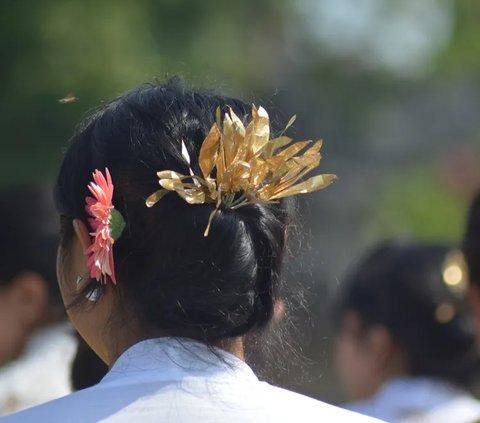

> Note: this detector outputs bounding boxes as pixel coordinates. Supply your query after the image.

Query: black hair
[463,191,480,285]
[54,78,295,345]
[0,184,62,307]
[335,239,479,387]
[71,334,108,391]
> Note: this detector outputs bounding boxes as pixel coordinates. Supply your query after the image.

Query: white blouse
[347,376,480,423]
[1,337,380,422]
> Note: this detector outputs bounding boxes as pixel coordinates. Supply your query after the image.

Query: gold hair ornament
[435,250,469,324]
[146,105,337,236]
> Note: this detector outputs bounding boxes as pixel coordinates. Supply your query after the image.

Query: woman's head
[0,184,62,364]
[334,240,476,400]
[54,80,294,364]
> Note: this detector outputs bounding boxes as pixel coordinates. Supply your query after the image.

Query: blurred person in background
[464,191,480,332]
[334,240,480,423]
[0,185,77,415]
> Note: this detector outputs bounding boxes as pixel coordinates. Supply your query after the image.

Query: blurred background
[1,0,480,404]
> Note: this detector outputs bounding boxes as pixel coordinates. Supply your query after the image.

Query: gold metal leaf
[146,104,336,236]
[228,160,251,191]
[247,106,270,156]
[178,189,206,204]
[157,170,186,180]
[219,108,247,171]
[283,114,296,134]
[145,189,170,207]
[270,174,337,200]
[263,136,293,158]
[199,124,221,178]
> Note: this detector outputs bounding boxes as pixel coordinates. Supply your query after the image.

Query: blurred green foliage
[370,165,467,242]
[440,0,480,73]
[0,0,293,184]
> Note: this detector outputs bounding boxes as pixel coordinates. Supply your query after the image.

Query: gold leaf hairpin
[434,250,469,324]
[146,105,337,236]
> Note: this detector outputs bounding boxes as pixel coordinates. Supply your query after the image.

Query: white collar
[98,337,258,389]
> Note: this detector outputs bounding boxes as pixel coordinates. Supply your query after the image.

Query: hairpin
[146,105,336,236]
[85,168,125,285]
[434,250,469,323]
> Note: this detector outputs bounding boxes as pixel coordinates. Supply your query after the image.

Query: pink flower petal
[84,167,120,285]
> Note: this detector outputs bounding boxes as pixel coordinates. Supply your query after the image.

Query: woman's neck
[216,337,245,360]
[105,324,245,367]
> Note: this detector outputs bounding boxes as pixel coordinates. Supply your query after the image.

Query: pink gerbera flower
[85,168,125,285]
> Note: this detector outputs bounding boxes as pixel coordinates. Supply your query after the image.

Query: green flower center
[109,208,126,241]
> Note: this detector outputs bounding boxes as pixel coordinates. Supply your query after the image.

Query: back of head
[54,79,294,345]
[0,184,61,309]
[336,239,477,386]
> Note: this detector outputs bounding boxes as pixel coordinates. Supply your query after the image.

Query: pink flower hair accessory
[85,168,125,285]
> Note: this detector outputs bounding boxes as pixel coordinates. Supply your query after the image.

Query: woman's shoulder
[0,384,112,423]
[258,382,384,422]
[0,382,384,423]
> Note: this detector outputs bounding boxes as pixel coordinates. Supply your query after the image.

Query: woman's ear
[73,219,91,252]
[68,219,92,292]
[366,324,409,378]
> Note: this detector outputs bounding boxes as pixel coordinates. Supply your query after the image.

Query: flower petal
[84,168,124,285]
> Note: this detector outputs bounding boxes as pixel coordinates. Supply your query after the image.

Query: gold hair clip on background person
[146,105,337,235]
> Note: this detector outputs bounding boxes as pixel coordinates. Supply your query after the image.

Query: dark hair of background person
[463,191,480,285]
[334,239,479,388]
[54,78,303,374]
[71,333,108,391]
[0,184,62,310]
